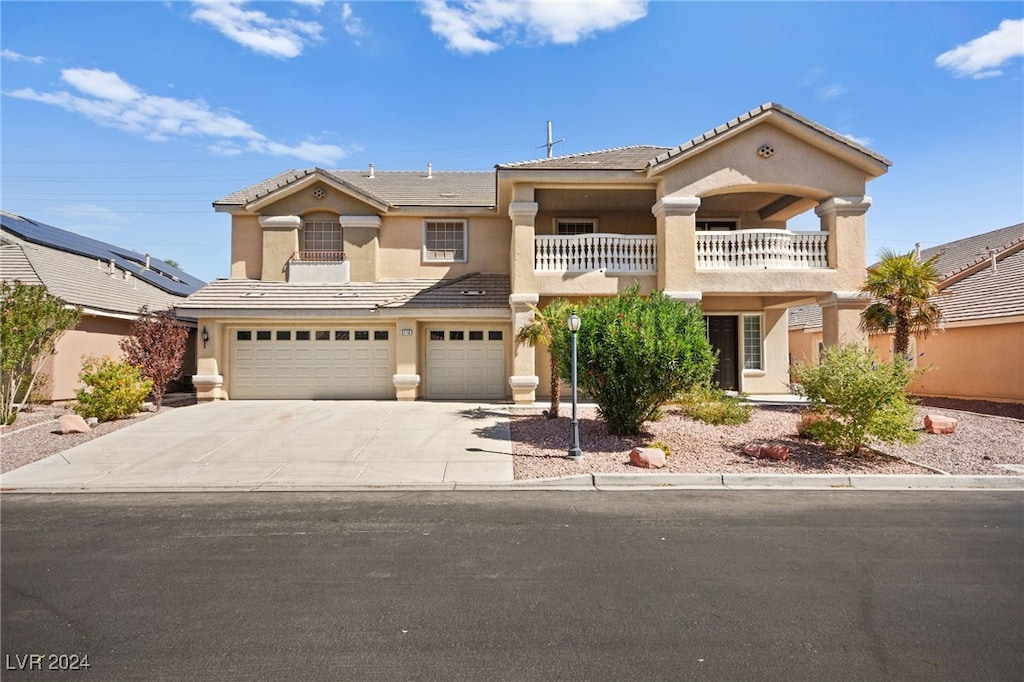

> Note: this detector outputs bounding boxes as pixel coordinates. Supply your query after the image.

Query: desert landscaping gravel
[510,403,1024,479]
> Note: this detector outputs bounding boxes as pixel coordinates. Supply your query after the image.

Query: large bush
[790,343,919,454]
[552,288,716,436]
[73,355,153,422]
[120,306,189,408]
[676,383,753,425]
[1,280,81,424]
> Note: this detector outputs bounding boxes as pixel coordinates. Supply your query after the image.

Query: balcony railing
[534,234,657,273]
[292,250,346,262]
[695,230,828,269]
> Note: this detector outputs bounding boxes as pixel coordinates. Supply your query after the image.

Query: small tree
[790,343,920,454]
[861,249,944,358]
[552,288,716,436]
[120,306,189,408]
[0,281,81,424]
[515,298,570,418]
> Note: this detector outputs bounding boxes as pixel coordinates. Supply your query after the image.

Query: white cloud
[817,83,846,100]
[843,133,873,147]
[419,0,647,55]
[2,49,46,64]
[936,18,1024,79]
[6,68,350,165]
[190,0,323,58]
[340,3,368,41]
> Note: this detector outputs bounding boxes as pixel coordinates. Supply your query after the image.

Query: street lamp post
[567,310,583,460]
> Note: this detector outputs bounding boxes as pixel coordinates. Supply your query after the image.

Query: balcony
[287,250,349,283]
[534,234,657,273]
[695,230,828,269]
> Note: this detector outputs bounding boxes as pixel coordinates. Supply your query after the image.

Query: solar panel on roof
[0,211,205,297]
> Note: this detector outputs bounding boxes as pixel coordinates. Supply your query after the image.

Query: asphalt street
[2,491,1021,681]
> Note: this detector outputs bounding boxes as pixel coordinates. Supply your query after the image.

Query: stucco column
[258,215,300,282]
[341,215,382,282]
[815,197,871,287]
[193,317,225,401]
[509,293,540,405]
[818,292,870,347]
[392,318,419,401]
[652,196,701,293]
[509,200,539,296]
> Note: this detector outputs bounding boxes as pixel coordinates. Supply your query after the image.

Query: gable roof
[1,211,205,317]
[496,145,672,171]
[214,168,496,210]
[789,222,1024,329]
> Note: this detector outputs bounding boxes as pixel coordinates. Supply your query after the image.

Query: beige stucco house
[0,211,205,401]
[180,103,891,403]
[790,223,1024,403]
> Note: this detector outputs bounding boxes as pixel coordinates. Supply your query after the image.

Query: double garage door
[230,325,508,400]
[231,326,393,399]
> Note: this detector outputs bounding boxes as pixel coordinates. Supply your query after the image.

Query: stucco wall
[534,211,656,236]
[378,215,510,279]
[41,315,131,401]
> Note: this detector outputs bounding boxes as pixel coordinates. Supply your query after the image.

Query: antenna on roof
[536,121,564,158]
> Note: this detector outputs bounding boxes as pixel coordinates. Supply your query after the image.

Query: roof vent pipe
[368,163,375,179]
[914,243,921,260]
[426,162,433,179]
[108,259,116,276]
[144,253,151,270]
[986,248,998,273]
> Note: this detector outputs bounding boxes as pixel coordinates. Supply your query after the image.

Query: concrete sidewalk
[1,401,515,491]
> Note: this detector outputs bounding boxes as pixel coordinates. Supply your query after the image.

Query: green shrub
[646,440,672,458]
[73,355,153,422]
[790,344,919,454]
[676,384,753,425]
[551,287,716,436]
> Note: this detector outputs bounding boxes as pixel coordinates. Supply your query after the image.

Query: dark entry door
[705,316,739,391]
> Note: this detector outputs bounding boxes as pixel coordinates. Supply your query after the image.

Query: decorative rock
[58,414,91,434]
[629,447,667,469]
[742,442,791,461]
[924,414,958,434]
[85,417,99,427]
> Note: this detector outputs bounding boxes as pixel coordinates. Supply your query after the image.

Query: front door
[705,316,739,391]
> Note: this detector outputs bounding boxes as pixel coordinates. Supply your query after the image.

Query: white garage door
[426,327,507,400]
[231,327,393,399]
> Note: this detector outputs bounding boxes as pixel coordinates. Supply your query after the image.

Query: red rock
[58,414,91,434]
[629,447,666,469]
[742,442,790,461]
[924,414,958,434]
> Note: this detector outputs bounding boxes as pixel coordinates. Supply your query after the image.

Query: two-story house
[178,103,890,403]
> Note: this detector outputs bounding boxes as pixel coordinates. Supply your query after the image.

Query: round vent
[312,187,326,199]
[757,144,775,159]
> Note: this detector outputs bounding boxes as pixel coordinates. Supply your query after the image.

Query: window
[354,331,369,341]
[449,331,465,341]
[315,331,330,341]
[256,331,271,341]
[335,330,350,341]
[374,331,389,341]
[555,219,596,236]
[276,330,291,341]
[488,331,503,341]
[429,330,445,341]
[743,315,762,370]
[302,221,343,259]
[696,219,738,231]
[296,331,311,341]
[424,220,467,262]
[236,331,252,341]
[469,331,484,341]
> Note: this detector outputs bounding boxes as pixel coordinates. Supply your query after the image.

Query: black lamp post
[567,310,583,460]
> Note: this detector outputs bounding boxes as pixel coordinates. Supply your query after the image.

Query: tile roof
[179,274,511,313]
[495,146,672,171]
[789,222,1024,329]
[0,210,205,297]
[0,240,43,286]
[1,231,193,316]
[214,168,496,209]
[650,102,892,170]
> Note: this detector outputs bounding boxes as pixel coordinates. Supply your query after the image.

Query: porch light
[201,326,209,348]
[567,311,583,461]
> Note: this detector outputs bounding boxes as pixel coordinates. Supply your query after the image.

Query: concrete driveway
[1,401,514,491]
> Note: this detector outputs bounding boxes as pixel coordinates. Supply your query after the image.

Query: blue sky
[2,1,1022,283]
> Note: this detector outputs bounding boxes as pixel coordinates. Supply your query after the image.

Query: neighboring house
[789,223,1024,402]
[0,211,206,401]
[179,102,891,403]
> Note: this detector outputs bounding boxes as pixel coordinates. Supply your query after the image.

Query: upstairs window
[555,219,596,236]
[696,219,739,231]
[424,220,467,262]
[302,221,343,261]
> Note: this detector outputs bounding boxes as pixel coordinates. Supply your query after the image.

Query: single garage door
[231,326,393,399]
[425,327,506,400]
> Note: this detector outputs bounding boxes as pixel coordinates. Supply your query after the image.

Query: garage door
[425,327,506,400]
[231,327,393,399]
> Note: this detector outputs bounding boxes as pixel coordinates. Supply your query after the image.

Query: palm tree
[515,299,570,419]
[860,248,944,358]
